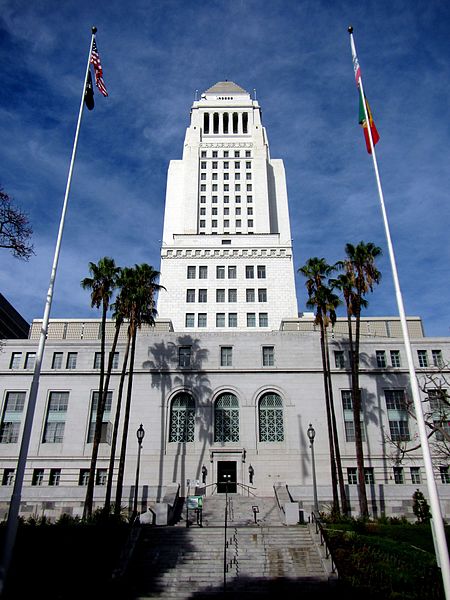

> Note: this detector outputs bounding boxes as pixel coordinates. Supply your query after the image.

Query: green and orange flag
[358,87,380,154]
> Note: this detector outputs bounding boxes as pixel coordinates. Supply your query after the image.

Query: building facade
[0,82,449,520]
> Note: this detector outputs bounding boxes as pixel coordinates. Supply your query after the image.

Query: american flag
[90,38,108,97]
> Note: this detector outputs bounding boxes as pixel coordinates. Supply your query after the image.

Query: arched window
[223,112,229,134]
[169,393,195,442]
[243,112,248,133]
[204,113,210,134]
[232,112,238,134]
[259,393,284,442]
[214,393,239,442]
[213,112,219,134]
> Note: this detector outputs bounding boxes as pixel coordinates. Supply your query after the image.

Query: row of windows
[200,160,252,170]
[186,265,266,279]
[334,349,444,369]
[186,288,267,303]
[1,468,108,487]
[199,219,253,229]
[178,345,274,368]
[199,185,252,195]
[185,313,269,328]
[199,207,253,215]
[200,171,253,185]
[201,150,252,158]
[203,112,249,135]
[9,351,120,371]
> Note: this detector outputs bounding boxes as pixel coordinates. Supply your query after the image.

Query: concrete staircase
[126,495,331,599]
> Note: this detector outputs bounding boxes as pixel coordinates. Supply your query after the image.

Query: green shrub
[412,489,431,523]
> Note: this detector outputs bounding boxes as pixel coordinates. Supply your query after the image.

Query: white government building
[0,81,449,520]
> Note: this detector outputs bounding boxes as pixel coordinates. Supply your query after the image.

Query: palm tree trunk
[83,303,108,519]
[319,320,340,515]
[324,328,349,515]
[114,324,137,517]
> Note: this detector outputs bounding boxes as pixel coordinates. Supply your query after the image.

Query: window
[258,289,267,302]
[246,150,251,157]
[10,353,22,370]
[199,266,208,279]
[66,352,77,369]
[214,393,239,442]
[212,220,217,228]
[342,390,365,442]
[198,289,207,303]
[259,313,268,327]
[212,208,218,215]
[216,313,225,327]
[234,151,240,157]
[248,219,254,228]
[234,161,240,169]
[385,389,406,410]
[51,352,63,370]
[221,347,233,367]
[224,184,229,191]
[0,420,21,445]
[235,207,241,215]
[200,161,206,169]
[25,352,36,370]
[246,161,251,169]
[432,350,444,368]
[79,469,89,486]
[440,466,450,484]
[418,350,428,368]
[257,265,266,279]
[200,208,206,216]
[334,351,345,369]
[262,346,274,367]
[435,421,450,442]
[0,390,25,444]
[247,313,256,327]
[216,266,225,279]
[223,173,228,181]
[235,195,241,203]
[376,351,386,368]
[236,220,241,228]
[223,196,229,203]
[427,389,448,412]
[228,266,236,279]
[247,207,253,215]
[223,208,229,215]
[390,350,401,367]
[42,392,68,443]
[179,347,191,367]
[246,265,254,279]
[228,289,237,303]
[234,173,240,181]
[187,266,196,279]
[87,391,112,444]
[223,161,229,169]
[364,467,374,484]
[235,184,241,191]
[201,151,206,157]
[347,468,357,485]
[224,151,229,158]
[198,313,207,327]
[246,172,252,180]
[96,469,107,486]
[200,173,206,181]
[212,151,218,158]
[212,184,218,191]
[199,220,205,228]
[185,313,195,327]
[200,196,206,203]
[94,352,119,369]
[393,467,404,484]
[389,420,410,442]
[247,184,252,191]
[32,469,44,486]
[186,289,195,303]
[224,220,229,228]
[200,184,206,191]
[49,469,61,486]
[228,313,237,328]
[216,289,225,303]
[212,161,218,169]
[259,393,284,442]
[169,393,195,442]
[247,195,253,203]
[410,467,421,484]
[246,289,255,303]
[2,469,14,486]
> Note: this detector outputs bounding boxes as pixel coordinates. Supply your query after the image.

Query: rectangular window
[32,469,44,486]
[212,151,218,158]
[435,421,450,442]
[200,196,206,203]
[223,173,228,180]
[9,353,22,370]
[87,391,112,444]
[245,150,251,157]
[223,161,229,169]
[199,220,205,228]
[248,219,254,228]
[0,391,24,443]
[235,207,241,215]
[96,468,107,486]
[234,161,240,169]
[228,313,237,328]
[199,265,208,279]
[393,467,404,484]
[236,220,242,228]
[49,468,61,486]
[247,184,252,191]
[198,289,207,303]
[247,207,253,215]
[228,266,236,279]
[342,390,365,442]
[258,289,267,302]
[200,184,206,191]
[179,347,191,367]
[185,313,195,327]
[212,161,218,169]
[201,151,206,157]
[0,422,20,444]
[186,289,195,303]
[364,467,375,484]
[224,196,229,204]
[257,265,266,279]
[376,351,386,368]
[187,266,196,279]
[440,466,450,484]
[212,184,218,191]
[2,469,14,486]
[246,172,252,180]
[212,220,217,228]
[246,265,254,279]
[79,469,89,486]
[410,467,421,484]
[347,468,357,485]
[212,195,218,203]
[112,352,120,370]
[235,195,241,203]
[198,313,207,327]
[247,195,253,203]
[66,352,77,369]
[228,289,237,303]
[389,420,410,441]
[246,161,251,169]
[418,350,428,368]
[262,346,274,367]
[234,151,240,157]
[224,151,229,158]
[334,351,345,369]
[390,350,401,367]
[200,172,206,181]
[259,313,268,327]
[43,392,68,444]
[235,184,241,191]
[212,208,218,215]
[48,392,69,412]
[25,352,36,370]
[432,350,444,368]
[216,289,225,302]
[200,207,206,216]
[221,347,232,367]
[246,289,255,302]
[216,313,225,327]
[52,352,63,369]
[216,266,225,279]
[385,389,406,410]
[224,220,230,228]
[234,173,240,181]
[247,313,256,327]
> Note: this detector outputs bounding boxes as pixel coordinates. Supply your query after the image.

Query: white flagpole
[348,26,450,597]
[0,26,98,593]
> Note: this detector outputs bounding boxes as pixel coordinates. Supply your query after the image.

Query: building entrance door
[217,461,237,493]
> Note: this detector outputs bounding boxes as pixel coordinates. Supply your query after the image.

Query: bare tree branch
[0,188,34,260]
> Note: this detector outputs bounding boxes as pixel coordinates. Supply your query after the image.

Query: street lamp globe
[137,423,145,444]
[307,423,316,443]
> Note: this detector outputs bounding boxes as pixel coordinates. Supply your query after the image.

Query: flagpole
[0,26,98,594]
[348,26,450,597]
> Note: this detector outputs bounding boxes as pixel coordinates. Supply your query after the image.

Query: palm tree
[299,258,348,515]
[114,264,164,516]
[338,241,382,517]
[81,257,120,520]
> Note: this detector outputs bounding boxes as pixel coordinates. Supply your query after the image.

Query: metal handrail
[311,511,337,574]
[236,482,257,497]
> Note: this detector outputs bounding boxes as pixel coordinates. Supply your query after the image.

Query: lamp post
[133,424,145,519]
[307,424,319,514]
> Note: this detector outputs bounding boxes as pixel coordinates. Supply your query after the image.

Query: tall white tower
[157,81,298,331]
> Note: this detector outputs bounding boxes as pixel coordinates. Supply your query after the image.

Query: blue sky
[1,0,449,336]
